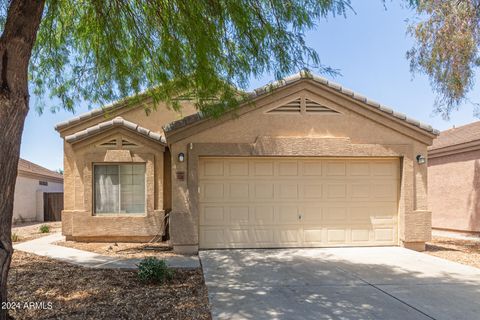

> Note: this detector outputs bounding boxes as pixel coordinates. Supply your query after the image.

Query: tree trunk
[0,1,45,319]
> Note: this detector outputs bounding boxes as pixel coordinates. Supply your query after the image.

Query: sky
[20,1,480,171]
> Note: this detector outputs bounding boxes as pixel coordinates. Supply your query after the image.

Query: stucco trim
[428,139,480,158]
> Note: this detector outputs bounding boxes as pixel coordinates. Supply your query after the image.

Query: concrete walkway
[14,233,199,269]
[201,247,480,320]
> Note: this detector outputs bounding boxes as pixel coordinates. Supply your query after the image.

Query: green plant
[137,257,174,284]
[39,224,50,234]
[11,233,20,243]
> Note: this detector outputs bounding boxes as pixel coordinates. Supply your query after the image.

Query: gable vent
[267,98,301,113]
[305,99,339,114]
[100,139,117,147]
[122,139,137,147]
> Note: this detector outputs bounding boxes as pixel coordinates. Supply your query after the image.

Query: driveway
[200,247,480,320]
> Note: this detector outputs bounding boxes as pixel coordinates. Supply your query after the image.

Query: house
[428,121,480,236]
[55,72,438,253]
[13,158,64,223]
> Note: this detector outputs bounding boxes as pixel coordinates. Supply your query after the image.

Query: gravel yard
[8,251,211,320]
[12,222,61,243]
[426,236,480,269]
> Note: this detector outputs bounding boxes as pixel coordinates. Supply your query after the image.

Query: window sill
[93,213,147,217]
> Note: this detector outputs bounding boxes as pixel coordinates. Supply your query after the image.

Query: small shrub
[11,233,20,242]
[137,257,174,284]
[39,224,50,233]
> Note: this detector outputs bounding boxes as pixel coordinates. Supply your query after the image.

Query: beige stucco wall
[168,81,434,253]
[60,102,196,242]
[428,149,480,233]
[13,175,63,223]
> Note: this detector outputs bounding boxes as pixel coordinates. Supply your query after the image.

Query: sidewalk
[13,233,200,269]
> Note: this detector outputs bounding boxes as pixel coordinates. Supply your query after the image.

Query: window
[94,164,146,214]
[39,181,48,186]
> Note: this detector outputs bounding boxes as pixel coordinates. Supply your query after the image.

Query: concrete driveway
[200,247,480,320]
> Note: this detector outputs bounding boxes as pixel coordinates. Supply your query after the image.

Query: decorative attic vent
[100,139,117,147]
[267,98,301,113]
[121,139,137,147]
[305,99,339,114]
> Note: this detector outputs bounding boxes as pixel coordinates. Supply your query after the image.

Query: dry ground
[426,236,480,269]
[12,222,61,243]
[54,240,182,259]
[8,251,211,320]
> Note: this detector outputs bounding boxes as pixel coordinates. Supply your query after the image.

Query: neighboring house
[428,121,480,235]
[55,72,438,253]
[13,158,64,223]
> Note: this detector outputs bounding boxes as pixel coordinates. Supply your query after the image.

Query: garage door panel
[303,184,323,199]
[229,183,250,199]
[302,207,322,223]
[201,206,226,225]
[279,183,299,200]
[254,183,275,199]
[303,161,323,176]
[278,161,299,176]
[277,206,300,224]
[254,206,275,224]
[199,157,399,249]
[202,183,224,201]
[275,229,302,244]
[229,206,250,225]
[326,183,347,199]
[228,160,250,176]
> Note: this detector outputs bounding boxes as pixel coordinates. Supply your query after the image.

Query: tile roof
[18,158,63,181]
[429,121,480,151]
[55,93,151,131]
[64,116,166,144]
[164,71,439,135]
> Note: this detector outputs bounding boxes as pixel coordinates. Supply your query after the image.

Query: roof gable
[164,72,439,141]
[65,116,166,145]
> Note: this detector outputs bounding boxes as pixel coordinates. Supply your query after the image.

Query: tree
[0,0,350,318]
[407,0,480,119]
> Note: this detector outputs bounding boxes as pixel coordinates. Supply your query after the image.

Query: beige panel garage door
[199,157,399,249]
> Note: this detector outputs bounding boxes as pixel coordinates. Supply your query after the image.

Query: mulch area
[12,222,61,243]
[54,240,182,259]
[426,236,480,269]
[8,251,211,320]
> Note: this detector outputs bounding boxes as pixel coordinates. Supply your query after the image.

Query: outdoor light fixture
[178,152,185,162]
[416,154,426,164]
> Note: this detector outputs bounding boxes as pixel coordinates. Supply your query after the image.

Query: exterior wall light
[416,154,426,164]
[178,152,185,162]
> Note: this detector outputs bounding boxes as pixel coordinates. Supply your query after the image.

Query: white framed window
[94,164,146,215]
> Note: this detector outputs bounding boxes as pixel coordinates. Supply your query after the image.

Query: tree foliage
[407,0,480,119]
[0,0,352,117]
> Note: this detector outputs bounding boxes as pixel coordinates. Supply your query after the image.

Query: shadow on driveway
[200,247,480,320]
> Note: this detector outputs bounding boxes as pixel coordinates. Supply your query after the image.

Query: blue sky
[21,1,479,171]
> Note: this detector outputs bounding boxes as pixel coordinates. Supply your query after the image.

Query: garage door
[199,157,399,249]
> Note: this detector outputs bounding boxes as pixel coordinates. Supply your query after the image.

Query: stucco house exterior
[13,158,64,223]
[56,72,438,253]
[428,121,480,235]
